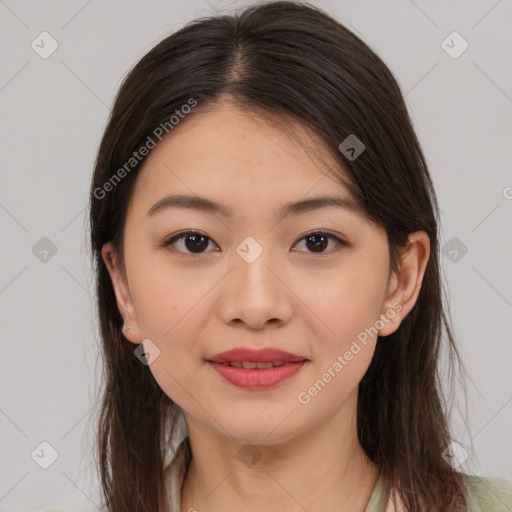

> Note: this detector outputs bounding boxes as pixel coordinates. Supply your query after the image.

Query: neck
[180,390,380,512]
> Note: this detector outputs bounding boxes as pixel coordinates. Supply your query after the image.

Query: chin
[217,416,303,447]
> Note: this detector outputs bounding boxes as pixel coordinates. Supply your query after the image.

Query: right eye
[160,230,219,254]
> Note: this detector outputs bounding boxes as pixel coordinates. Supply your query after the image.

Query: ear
[101,241,143,344]
[378,231,430,337]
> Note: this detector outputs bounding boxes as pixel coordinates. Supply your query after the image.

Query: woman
[88,1,512,511]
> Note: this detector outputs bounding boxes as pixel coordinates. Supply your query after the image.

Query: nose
[217,245,294,330]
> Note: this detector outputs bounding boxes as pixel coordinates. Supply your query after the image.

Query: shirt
[164,437,512,512]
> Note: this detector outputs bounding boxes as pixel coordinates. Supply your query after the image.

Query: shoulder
[462,473,512,512]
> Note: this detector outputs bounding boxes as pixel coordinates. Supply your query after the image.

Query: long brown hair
[88,1,470,510]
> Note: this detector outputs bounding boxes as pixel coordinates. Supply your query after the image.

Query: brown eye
[293,231,346,254]
[162,231,217,254]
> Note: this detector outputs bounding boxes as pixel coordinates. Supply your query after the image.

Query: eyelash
[160,230,348,255]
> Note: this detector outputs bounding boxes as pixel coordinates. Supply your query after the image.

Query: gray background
[1,0,511,510]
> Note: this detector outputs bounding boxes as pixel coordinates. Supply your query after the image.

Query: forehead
[127,101,360,219]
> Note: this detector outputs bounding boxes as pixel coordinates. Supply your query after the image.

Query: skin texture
[102,100,430,512]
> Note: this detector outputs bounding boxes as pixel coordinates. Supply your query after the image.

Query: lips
[205,347,309,389]
[207,347,308,365]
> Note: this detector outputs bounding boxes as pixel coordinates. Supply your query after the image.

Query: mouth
[204,347,309,389]
[209,360,306,369]
[206,347,308,365]
[205,359,309,389]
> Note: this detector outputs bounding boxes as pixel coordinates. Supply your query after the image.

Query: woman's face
[102,100,414,445]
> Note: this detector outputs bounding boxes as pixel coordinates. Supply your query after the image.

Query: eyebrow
[146,193,363,220]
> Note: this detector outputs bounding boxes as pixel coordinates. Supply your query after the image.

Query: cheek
[303,257,388,375]
[130,263,209,407]
[295,273,384,411]
[127,244,212,339]
[314,266,386,336]
[123,254,211,403]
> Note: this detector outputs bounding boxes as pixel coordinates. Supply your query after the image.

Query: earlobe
[101,242,143,344]
[378,231,430,337]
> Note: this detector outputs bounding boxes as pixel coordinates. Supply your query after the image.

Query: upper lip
[207,348,308,364]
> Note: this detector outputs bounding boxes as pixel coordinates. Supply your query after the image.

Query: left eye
[161,230,346,255]
[293,231,346,254]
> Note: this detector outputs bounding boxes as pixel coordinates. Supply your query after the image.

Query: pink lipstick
[206,347,308,389]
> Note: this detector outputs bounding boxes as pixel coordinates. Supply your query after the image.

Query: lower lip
[207,361,307,389]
